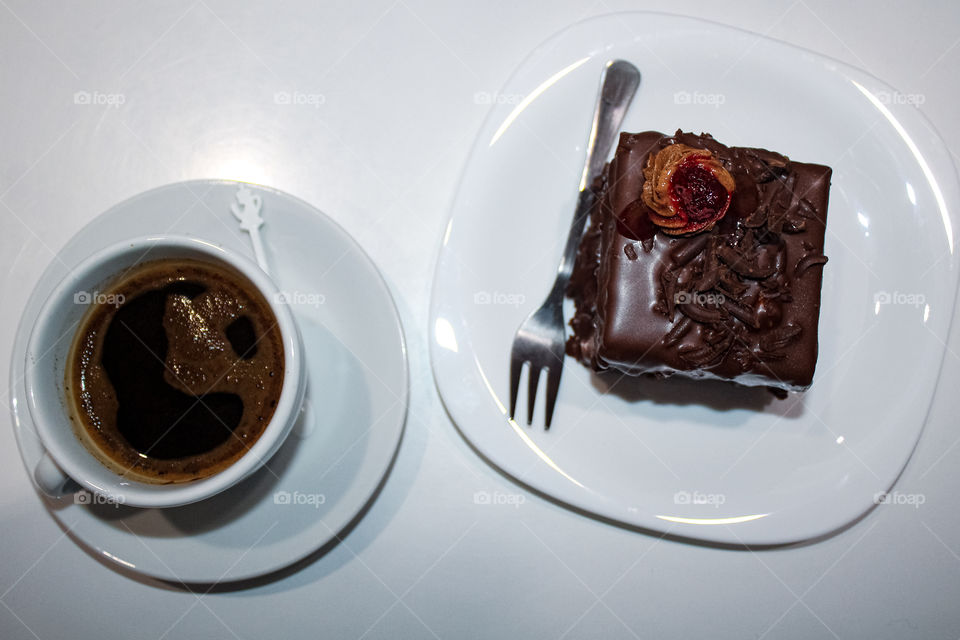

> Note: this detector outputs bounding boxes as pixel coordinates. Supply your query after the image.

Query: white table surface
[2,1,959,638]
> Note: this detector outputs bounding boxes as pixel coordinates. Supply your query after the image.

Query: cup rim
[24,234,304,508]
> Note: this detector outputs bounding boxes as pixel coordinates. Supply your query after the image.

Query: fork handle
[554,60,641,293]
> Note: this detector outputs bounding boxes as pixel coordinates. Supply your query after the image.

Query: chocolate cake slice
[566,130,831,392]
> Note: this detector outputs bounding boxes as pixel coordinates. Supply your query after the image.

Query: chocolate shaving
[678,301,725,324]
[782,216,807,233]
[740,149,789,183]
[755,228,781,245]
[730,344,757,370]
[757,279,778,292]
[722,298,759,329]
[694,266,721,292]
[743,191,768,227]
[716,271,748,297]
[795,197,817,219]
[662,316,692,347]
[703,327,730,346]
[795,253,828,276]
[669,234,710,266]
[761,173,797,233]
[759,323,802,352]
[661,269,679,317]
[678,330,734,367]
[715,244,776,279]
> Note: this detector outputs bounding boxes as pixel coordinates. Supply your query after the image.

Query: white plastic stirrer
[230,186,269,274]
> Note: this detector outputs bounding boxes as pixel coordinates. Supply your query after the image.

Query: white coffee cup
[24,235,306,508]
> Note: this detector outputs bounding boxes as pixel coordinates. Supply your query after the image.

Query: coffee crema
[65,258,285,484]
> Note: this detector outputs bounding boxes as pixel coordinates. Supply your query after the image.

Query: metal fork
[508,60,641,429]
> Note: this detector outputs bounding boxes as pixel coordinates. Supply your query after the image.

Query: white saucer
[10,180,408,582]
[430,13,960,545]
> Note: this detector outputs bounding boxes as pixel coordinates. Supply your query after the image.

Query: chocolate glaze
[566,130,831,391]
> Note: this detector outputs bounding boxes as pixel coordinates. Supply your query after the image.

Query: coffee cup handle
[34,453,80,498]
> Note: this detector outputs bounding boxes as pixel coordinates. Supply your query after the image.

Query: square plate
[429,12,960,545]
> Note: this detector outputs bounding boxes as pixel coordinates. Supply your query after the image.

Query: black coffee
[66,258,285,484]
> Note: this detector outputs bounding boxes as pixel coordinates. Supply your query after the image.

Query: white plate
[429,13,960,545]
[10,180,408,582]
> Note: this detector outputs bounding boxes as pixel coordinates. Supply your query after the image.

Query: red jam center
[669,158,730,223]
